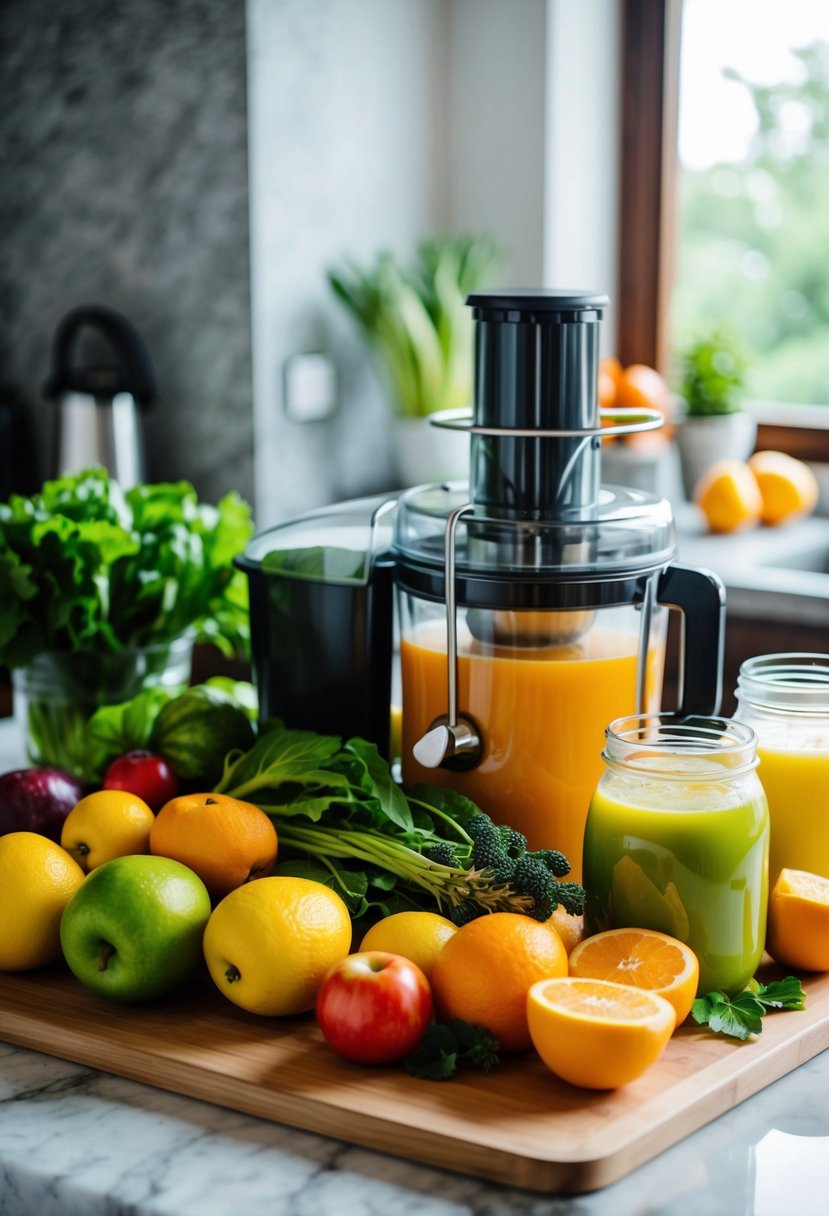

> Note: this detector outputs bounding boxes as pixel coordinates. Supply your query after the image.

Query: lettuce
[0,468,254,667]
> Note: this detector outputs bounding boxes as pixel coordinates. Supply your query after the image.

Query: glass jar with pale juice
[583,715,769,994]
[734,653,829,886]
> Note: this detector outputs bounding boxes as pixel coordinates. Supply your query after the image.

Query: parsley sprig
[404,1019,500,1080]
[691,976,806,1041]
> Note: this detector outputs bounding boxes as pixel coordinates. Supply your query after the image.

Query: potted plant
[674,329,757,498]
[328,235,501,486]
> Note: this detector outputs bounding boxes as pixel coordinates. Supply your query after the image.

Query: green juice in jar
[583,720,770,996]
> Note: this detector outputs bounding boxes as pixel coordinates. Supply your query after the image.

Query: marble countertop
[1,724,829,1215]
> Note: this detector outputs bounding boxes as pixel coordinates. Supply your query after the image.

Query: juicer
[240,290,725,875]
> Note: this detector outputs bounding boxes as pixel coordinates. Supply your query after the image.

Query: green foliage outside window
[672,40,829,406]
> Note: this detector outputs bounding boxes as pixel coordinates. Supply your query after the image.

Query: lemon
[203,876,352,1016]
[61,789,155,872]
[0,832,85,970]
[360,911,457,979]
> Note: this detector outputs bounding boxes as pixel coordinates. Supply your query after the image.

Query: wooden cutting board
[1,963,828,1194]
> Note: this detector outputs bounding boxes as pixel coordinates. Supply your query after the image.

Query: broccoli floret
[534,849,572,878]
[490,855,517,886]
[450,899,485,926]
[510,855,557,921]
[467,812,506,870]
[423,842,461,868]
[552,879,586,917]
[498,825,527,859]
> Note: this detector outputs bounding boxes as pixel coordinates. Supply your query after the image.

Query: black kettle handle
[657,563,726,716]
[44,305,158,408]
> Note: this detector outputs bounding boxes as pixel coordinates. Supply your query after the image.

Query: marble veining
[1,1037,829,1215]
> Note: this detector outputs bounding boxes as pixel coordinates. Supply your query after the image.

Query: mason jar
[583,714,769,994]
[734,653,829,887]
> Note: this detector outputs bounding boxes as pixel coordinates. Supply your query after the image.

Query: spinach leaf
[0,469,253,669]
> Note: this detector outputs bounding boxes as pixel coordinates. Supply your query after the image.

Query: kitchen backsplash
[0,0,254,507]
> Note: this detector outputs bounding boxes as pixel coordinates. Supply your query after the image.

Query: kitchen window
[618,0,829,462]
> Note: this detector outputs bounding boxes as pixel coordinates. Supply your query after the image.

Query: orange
[694,458,762,534]
[568,928,699,1025]
[203,876,352,1015]
[150,792,277,898]
[766,868,829,972]
[430,912,568,1052]
[615,363,671,416]
[527,977,676,1089]
[747,450,819,527]
[546,906,584,956]
[0,832,85,970]
[598,357,621,411]
[360,911,457,980]
[61,789,155,872]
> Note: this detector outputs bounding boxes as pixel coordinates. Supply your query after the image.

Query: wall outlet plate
[283,353,337,422]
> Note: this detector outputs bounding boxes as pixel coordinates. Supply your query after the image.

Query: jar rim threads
[736,653,829,715]
[603,712,759,779]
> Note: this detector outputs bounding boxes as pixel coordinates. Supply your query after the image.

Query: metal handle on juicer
[412,503,483,771]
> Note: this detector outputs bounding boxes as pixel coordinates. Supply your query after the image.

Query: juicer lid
[393,481,677,596]
[466,289,610,322]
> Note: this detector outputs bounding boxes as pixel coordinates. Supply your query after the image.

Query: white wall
[247,0,448,526]
[246,0,621,525]
[445,0,547,283]
[544,0,621,349]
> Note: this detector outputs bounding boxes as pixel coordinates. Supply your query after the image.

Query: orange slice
[527,977,676,1089]
[568,927,699,1025]
[766,868,829,972]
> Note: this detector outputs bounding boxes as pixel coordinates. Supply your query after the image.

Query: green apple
[60,855,211,1002]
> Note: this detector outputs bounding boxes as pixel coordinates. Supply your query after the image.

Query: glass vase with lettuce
[0,468,253,782]
[328,234,501,485]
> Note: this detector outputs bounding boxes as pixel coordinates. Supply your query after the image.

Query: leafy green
[215,724,583,923]
[327,235,502,419]
[691,976,806,1040]
[0,467,254,669]
[81,680,257,781]
[88,687,175,772]
[747,975,807,1012]
[404,1020,500,1081]
[677,329,748,417]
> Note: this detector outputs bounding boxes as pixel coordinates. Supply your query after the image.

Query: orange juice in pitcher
[401,602,667,881]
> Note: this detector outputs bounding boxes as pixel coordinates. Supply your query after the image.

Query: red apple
[103,751,178,812]
[316,951,433,1064]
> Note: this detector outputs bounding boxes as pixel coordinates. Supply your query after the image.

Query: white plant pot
[392,416,470,489]
[675,413,758,500]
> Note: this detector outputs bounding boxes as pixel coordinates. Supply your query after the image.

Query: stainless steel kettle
[44,305,157,488]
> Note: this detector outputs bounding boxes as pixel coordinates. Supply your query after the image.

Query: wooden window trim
[617,0,829,463]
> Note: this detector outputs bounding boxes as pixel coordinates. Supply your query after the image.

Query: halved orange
[766,868,829,972]
[527,977,676,1089]
[568,928,699,1025]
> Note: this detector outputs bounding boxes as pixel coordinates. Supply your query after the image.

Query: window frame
[617,0,829,462]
